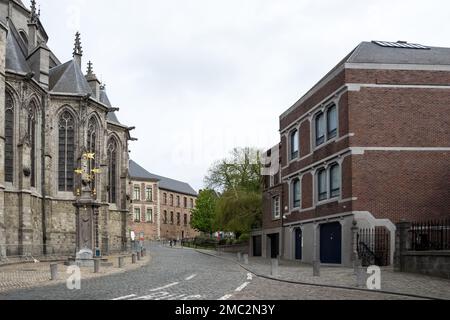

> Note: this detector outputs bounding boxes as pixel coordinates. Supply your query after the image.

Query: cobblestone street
[0,243,448,300]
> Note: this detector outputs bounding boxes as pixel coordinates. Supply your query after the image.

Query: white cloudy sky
[24,0,450,191]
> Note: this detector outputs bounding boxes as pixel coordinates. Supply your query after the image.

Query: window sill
[313,137,338,152]
[316,197,340,206]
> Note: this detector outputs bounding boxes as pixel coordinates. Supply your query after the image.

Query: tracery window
[107,138,118,204]
[5,92,14,183]
[58,111,75,191]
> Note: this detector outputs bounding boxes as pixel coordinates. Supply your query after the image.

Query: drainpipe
[40,93,47,255]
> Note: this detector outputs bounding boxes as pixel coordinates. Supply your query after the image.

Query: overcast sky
[24,0,450,191]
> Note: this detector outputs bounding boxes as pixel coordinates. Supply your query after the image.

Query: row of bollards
[237,252,249,265]
[50,250,147,280]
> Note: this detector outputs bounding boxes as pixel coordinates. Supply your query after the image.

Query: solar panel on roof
[372,41,430,50]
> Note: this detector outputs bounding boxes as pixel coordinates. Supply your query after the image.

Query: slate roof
[129,160,198,197]
[99,86,121,124]
[5,21,30,74]
[348,41,450,66]
[49,60,93,95]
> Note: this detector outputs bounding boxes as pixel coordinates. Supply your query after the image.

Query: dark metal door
[320,222,342,264]
[270,234,280,259]
[295,229,302,260]
[253,236,262,257]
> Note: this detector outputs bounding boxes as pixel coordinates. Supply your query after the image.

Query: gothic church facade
[0,0,135,258]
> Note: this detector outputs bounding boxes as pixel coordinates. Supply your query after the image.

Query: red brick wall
[352,152,450,222]
[348,87,450,147]
[262,185,283,230]
[346,69,450,86]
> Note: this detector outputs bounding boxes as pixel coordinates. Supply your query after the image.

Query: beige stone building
[129,160,198,241]
[0,0,136,258]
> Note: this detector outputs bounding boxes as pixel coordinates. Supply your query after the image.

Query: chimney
[85,61,101,99]
[73,32,83,67]
[27,0,38,52]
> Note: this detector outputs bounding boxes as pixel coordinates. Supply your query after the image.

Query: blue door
[295,229,302,260]
[320,222,342,264]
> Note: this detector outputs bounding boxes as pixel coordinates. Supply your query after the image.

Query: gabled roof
[348,41,450,66]
[129,160,198,197]
[99,86,121,124]
[49,60,93,95]
[5,21,30,74]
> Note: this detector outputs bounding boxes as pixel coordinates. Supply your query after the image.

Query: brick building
[129,160,198,241]
[252,41,450,267]
[0,0,135,258]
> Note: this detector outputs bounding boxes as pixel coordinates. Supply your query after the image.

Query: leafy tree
[190,189,218,234]
[204,147,263,236]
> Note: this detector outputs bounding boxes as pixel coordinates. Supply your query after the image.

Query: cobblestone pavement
[0,254,150,294]
[1,244,447,300]
[199,250,450,300]
[0,244,249,300]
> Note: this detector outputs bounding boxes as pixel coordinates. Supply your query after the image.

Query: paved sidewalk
[0,254,151,294]
[198,250,450,300]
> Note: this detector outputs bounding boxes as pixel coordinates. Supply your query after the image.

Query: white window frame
[146,186,153,202]
[315,162,342,205]
[133,186,141,201]
[313,102,339,150]
[272,196,281,220]
[146,208,153,223]
[291,178,301,209]
[289,128,300,161]
[134,207,141,222]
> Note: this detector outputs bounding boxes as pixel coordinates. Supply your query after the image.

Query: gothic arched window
[58,111,75,192]
[5,91,14,183]
[87,117,98,191]
[28,101,37,187]
[107,138,118,204]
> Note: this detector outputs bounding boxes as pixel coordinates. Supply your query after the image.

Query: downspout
[40,93,47,255]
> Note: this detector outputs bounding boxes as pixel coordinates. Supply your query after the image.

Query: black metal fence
[410,219,450,251]
[357,227,391,267]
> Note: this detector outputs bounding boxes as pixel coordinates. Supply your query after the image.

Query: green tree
[190,189,218,234]
[204,147,263,236]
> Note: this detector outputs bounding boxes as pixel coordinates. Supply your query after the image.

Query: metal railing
[410,218,450,251]
[357,227,391,267]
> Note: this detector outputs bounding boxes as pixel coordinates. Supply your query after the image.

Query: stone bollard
[132,253,137,264]
[50,263,58,281]
[356,266,366,288]
[271,259,279,277]
[353,258,362,275]
[94,259,100,273]
[313,261,321,277]
[141,248,146,257]
[119,256,125,268]
[137,251,141,261]
[243,254,249,265]
[237,252,242,262]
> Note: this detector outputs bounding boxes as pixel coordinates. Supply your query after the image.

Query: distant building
[253,41,450,267]
[129,160,199,241]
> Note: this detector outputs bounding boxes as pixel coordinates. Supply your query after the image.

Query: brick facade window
[134,207,141,222]
[190,198,194,208]
[317,169,327,201]
[146,208,153,223]
[146,186,153,202]
[164,211,168,224]
[170,212,174,224]
[292,179,301,208]
[163,193,167,204]
[330,164,341,198]
[134,186,141,201]
[272,196,281,219]
[184,197,187,208]
[184,214,188,226]
[315,112,326,146]
[170,194,174,206]
[177,212,180,225]
[290,129,299,160]
[327,104,338,139]
[177,196,180,207]
[315,103,338,147]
